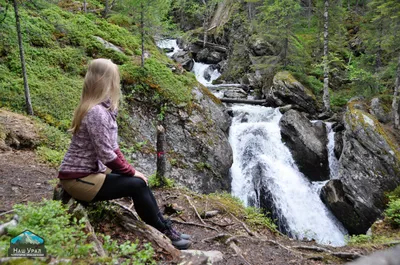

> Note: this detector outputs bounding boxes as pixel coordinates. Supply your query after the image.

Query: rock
[321,102,400,234]
[334,131,343,160]
[249,37,275,56]
[93,36,123,53]
[180,250,224,265]
[203,65,219,82]
[0,110,40,150]
[240,73,260,89]
[264,71,319,116]
[172,50,195,71]
[370,97,391,124]
[124,86,232,194]
[217,60,228,74]
[278,105,293,114]
[224,89,248,99]
[196,48,223,64]
[163,47,174,53]
[196,48,210,63]
[345,245,400,265]
[279,110,330,181]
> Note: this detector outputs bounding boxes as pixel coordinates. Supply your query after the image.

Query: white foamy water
[229,105,347,246]
[326,122,339,178]
[156,39,181,57]
[192,62,221,87]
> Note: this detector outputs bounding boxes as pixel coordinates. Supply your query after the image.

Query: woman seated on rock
[57,58,191,250]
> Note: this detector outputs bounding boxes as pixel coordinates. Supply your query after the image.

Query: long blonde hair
[70,59,121,134]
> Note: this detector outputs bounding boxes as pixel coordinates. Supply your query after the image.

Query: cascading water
[326,122,339,178]
[157,39,347,246]
[229,105,347,246]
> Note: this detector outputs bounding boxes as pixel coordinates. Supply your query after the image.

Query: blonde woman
[58,58,191,250]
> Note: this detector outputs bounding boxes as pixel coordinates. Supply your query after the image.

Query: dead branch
[184,195,206,225]
[229,213,256,237]
[292,245,362,260]
[0,209,14,217]
[201,233,232,243]
[111,200,140,220]
[229,242,253,265]
[171,218,219,232]
[73,204,106,257]
[204,219,235,227]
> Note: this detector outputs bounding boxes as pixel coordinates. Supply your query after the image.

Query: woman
[58,58,191,250]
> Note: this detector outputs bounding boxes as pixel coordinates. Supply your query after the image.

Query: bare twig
[171,218,219,232]
[229,213,256,237]
[184,195,206,225]
[292,245,362,260]
[201,233,232,243]
[111,201,140,220]
[204,219,235,227]
[229,242,252,265]
[0,210,14,217]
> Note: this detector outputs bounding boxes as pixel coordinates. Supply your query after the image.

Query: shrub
[385,198,400,227]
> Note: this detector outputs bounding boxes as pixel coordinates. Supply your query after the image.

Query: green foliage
[148,173,175,188]
[1,200,93,258]
[346,234,372,245]
[195,162,211,171]
[102,236,155,265]
[207,192,278,232]
[385,198,400,227]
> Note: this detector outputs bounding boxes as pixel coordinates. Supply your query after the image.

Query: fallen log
[220,98,267,105]
[0,215,19,236]
[193,40,227,53]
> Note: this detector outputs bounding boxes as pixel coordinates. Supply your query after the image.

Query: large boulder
[279,110,330,181]
[171,50,194,71]
[123,87,232,194]
[321,101,400,234]
[196,48,223,64]
[370,97,391,124]
[249,37,275,56]
[264,71,319,116]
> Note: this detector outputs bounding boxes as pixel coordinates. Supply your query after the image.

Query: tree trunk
[140,3,144,68]
[102,0,109,18]
[13,0,33,115]
[307,0,312,27]
[283,36,288,68]
[83,0,87,13]
[156,125,167,187]
[392,55,400,129]
[322,0,331,112]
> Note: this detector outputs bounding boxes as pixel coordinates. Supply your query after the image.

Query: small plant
[346,234,372,245]
[148,173,175,188]
[384,198,400,227]
[195,162,211,171]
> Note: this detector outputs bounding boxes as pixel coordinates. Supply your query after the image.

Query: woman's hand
[133,170,148,185]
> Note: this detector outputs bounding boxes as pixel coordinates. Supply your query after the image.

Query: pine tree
[258,0,302,69]
[367,0,400,128]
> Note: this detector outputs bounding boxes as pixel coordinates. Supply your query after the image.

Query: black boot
[162,225,192,250]
[164,218,191,240]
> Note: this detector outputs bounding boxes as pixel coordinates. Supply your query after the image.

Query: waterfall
[229,105,347,246]
[157,39,347,246]
[156,39,182,57]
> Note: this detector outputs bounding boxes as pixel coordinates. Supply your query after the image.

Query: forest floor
[0,149,382,265]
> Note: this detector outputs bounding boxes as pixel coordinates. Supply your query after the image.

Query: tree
[258,0,302,69]
[12,0,33,115]
[367,0,400,128]
[117,0,171,67]
[322,0,330,112]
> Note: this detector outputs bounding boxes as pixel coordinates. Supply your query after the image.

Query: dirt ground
[0,150,372,265]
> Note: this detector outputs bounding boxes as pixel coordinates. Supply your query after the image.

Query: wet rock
[240,73,261,90]
[278,105,293,114]
[321,102,400,234]
[334,131,343,160]
[279,110,330,181]
[224,89,248,99]
[370,97,391,124]
[163,47,174,53]
[171,50,195,71]
[203,65,219,82]
[196,48,223,64]
[264,71,319,116]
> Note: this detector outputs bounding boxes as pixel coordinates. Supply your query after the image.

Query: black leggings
[92,173,165,231]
